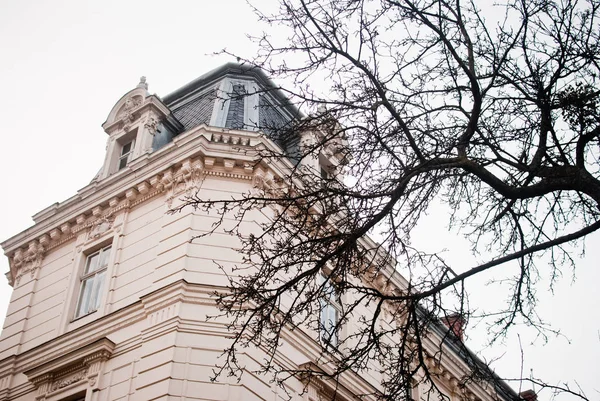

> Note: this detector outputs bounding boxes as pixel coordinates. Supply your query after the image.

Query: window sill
[71,309,97,323]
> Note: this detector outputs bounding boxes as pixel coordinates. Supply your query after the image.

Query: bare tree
[178,0,599,400]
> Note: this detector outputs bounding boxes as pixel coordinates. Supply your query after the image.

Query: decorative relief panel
[87,215,115,240]
[144,113,160,136]
[49,364,88,392]
[118,95,143,133]
[163,158,205,208]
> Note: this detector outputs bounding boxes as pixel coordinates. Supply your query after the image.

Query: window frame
[319,273,342,346]
[117,139,135,170]
[210,78,260,130]
[73,244,112,319]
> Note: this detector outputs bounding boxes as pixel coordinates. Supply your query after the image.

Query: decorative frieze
[50,365,87,392]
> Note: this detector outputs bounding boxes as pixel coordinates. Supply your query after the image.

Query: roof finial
[137,76,148,90]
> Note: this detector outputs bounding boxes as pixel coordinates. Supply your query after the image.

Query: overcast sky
[0,1,597,400]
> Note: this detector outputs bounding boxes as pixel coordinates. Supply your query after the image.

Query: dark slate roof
[424,308,521,401]
[171,84,218,130]
[158,62,301,156]
[162,62,302,120]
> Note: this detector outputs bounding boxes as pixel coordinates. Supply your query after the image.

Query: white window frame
[74,245,111,318]
[319,273,342,346]
[117,139,135,170]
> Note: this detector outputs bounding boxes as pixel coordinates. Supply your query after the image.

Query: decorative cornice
[22,338,115,380]
[1,126,279,286]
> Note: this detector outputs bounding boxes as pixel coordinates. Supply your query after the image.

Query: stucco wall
[0,123,511,401]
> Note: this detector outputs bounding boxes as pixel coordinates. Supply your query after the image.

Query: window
[61,394,86,401]
[118,140,135,170]
[74,245,111,318]
[321,166,329,180]
[225,84,247,130]
[211,78,259,130]
[319,274,341,346]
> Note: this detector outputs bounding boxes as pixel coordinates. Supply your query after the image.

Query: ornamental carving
[12,241,45,285]
[164,158,205,208]
[251,170,275,197]
[7,143,258,287]
[118,95,143,132]
[50,367,88,391]
[24,339,114,399]
[88,216,115,240]
[144,115,160,135]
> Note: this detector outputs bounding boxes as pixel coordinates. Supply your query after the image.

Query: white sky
[0,1,597,400]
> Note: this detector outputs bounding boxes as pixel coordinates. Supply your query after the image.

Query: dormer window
[225,84,247,130]
[118,139,135,170]
[211,78,259,130]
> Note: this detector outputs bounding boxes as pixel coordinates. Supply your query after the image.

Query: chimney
[520,390,537,401]
[441,313,466,340]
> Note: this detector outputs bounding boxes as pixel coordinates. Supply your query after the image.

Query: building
[0,63,520,401]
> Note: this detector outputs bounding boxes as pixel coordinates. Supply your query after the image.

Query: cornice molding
[23,338,114,380]
[23,337,114,400]
[1,126,289,286]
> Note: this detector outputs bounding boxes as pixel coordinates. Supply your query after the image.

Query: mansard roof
[114,62,302,155]
[162,62,301,117]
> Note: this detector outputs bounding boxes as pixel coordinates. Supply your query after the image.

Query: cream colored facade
[0,64,519,401]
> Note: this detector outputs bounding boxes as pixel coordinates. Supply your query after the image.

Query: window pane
[320,299,338,345]
[75,276,94,317]
[98,247,111,269]
[327,304,338,345]
[85,253,99,274]
[118,156,128,170]
[320,298,327,329]
[90,270,106,311]
[121,141,132,155]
